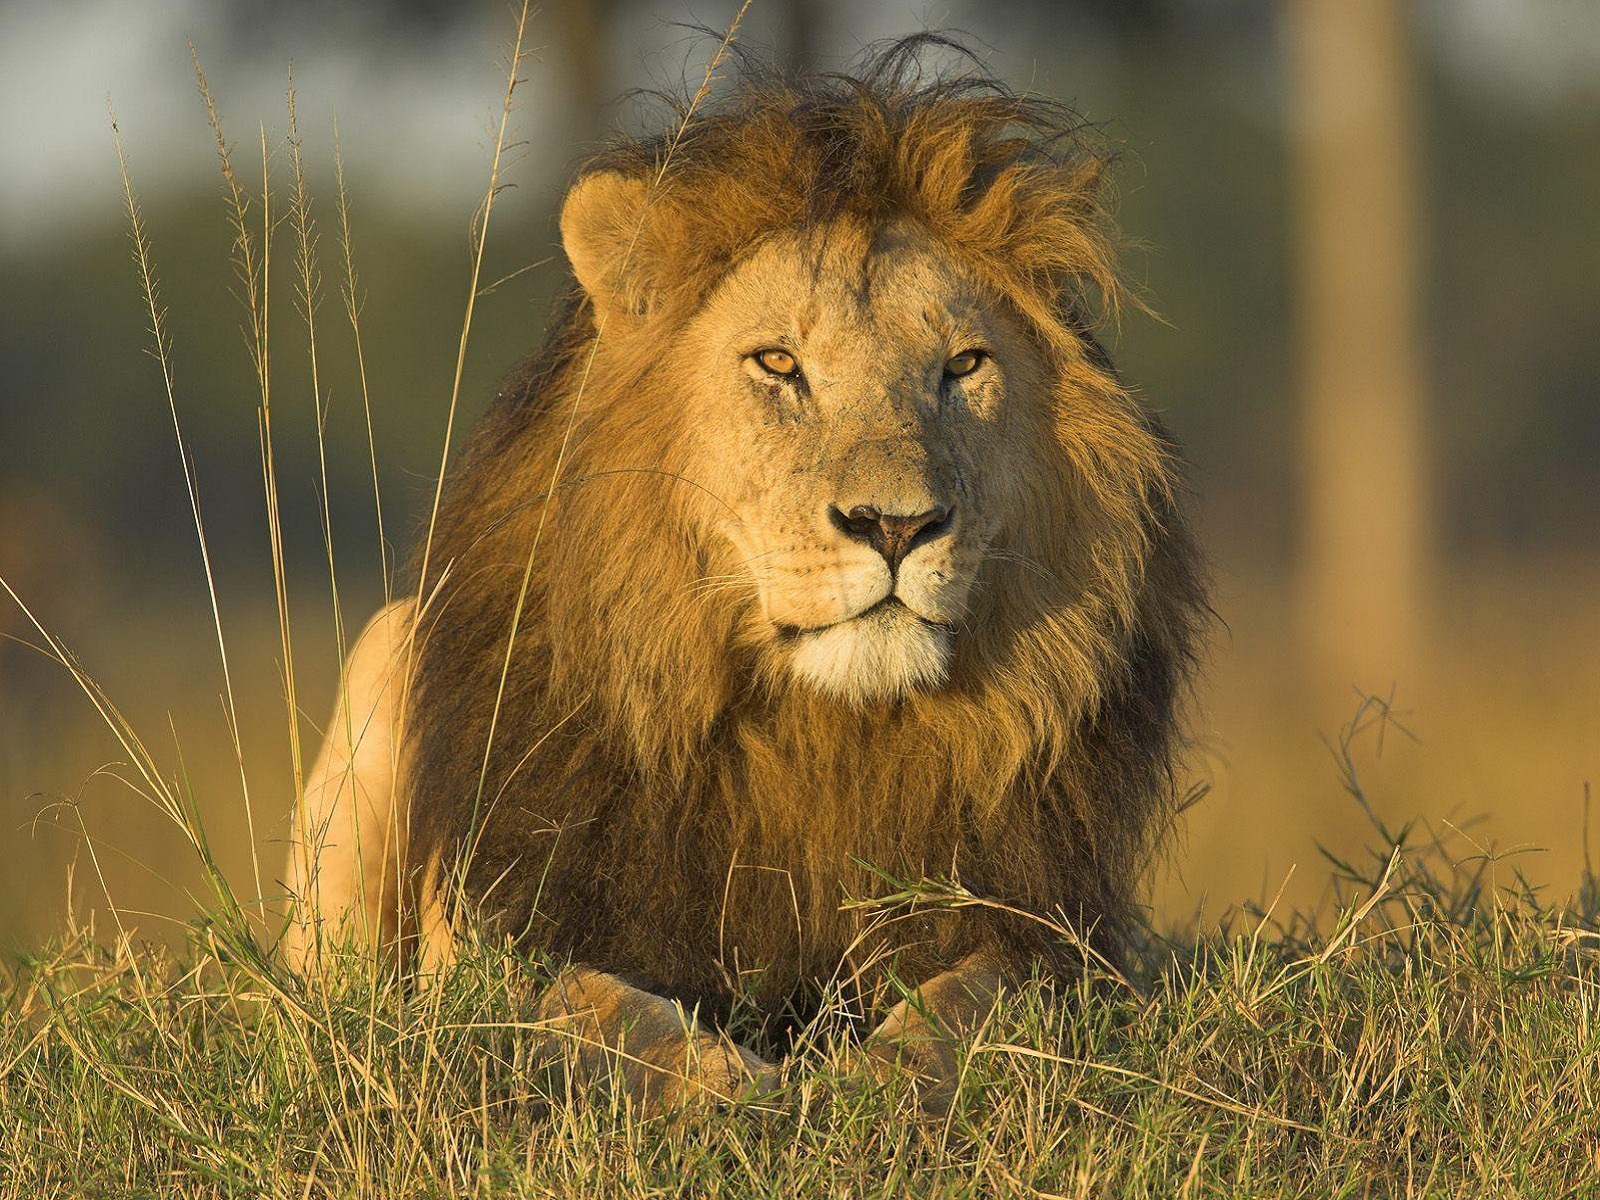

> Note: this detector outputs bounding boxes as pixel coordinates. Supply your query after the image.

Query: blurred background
[1,0,1596,949]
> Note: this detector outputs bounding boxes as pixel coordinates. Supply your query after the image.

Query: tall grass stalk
[110,100,266,929]
[409,0,537,617]
[195,53,309,868]
[372,0,541,948]
[332,118,390,606]
[286,71,350,680]
[462,0,756,877]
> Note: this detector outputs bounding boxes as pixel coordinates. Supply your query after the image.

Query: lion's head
[563,202,1058,703]
[408,40,1205,992]
[524,45,1185,719]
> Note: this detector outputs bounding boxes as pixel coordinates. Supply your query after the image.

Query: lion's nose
[829,503,953,572]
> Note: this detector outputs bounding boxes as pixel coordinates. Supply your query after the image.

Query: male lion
[285,40,1205,1112]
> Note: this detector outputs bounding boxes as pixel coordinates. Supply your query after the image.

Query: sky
[0,0,525,250]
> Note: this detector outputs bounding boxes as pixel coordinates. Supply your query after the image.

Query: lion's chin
[786,603,953,705]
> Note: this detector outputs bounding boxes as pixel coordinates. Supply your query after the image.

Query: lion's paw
[852,1015,965,1117]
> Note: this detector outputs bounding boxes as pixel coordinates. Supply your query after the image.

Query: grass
[3,760,1599,1198]
[4,11,1599,1198]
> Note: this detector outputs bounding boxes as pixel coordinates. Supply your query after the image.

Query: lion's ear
[560,170,660,326]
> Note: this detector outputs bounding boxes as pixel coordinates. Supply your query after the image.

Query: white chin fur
[787,607,952,704]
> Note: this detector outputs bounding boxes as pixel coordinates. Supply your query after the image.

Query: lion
[284,39,1205,1113]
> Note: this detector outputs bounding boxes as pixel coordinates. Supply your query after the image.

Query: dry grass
[4,748,1598,1196]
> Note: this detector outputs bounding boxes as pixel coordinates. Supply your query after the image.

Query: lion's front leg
[862,947,1008,1115]
[283,601,416,972]
[535,966,776,1113]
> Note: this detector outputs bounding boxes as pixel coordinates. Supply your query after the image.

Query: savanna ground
[4,13,1600,1197]
[4,713,1599,1198]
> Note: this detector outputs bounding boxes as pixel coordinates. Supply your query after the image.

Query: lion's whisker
[987,547,1059,583]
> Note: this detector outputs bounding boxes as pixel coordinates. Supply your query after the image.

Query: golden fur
[289,42,1206,1073]
[393,40,1205,1013]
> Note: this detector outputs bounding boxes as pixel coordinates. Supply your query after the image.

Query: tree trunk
[1287,0,1432,707]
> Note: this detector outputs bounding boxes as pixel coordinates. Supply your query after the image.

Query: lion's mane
[406,38,1206,1008]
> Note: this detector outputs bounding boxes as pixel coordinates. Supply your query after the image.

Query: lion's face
[672,222,1053,704]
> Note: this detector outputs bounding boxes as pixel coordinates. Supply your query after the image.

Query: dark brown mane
[404,37,1206,1010]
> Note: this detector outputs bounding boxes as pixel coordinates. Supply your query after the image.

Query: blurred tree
[546,0,619,142]
[1286,0,1432,703]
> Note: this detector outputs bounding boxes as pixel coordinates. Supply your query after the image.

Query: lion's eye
[755,348,799,378]
[945,350,985,378]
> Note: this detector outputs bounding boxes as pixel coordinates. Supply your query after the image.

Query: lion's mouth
[779,593,958,702]
[774,595,951,640]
